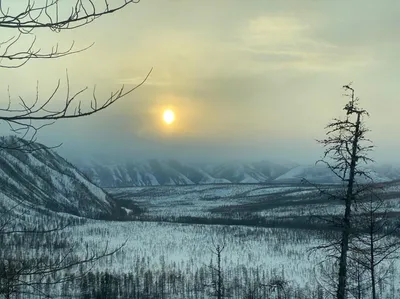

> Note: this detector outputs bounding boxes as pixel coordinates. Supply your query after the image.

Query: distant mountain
[79,159,291,187]
[0,136,116,219]
[274,165,338,184]
[370,164,400,181]
[274,164,392,184]
[166,160,230,184]
[79,158,400,187]
[82,160,193,187]
[210,161,290,183]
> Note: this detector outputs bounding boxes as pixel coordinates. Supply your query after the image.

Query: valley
[79,159,400,187]
[108,183,400,231]
[2,1,400,298]
[60,183,400,298]
[2,138,400,298]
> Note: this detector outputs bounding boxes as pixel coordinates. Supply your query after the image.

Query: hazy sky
[1,0,400,164]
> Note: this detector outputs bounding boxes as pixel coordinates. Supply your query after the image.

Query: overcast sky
[1,0,399,165]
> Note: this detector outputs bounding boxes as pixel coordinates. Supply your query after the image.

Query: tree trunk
[336,113,361,299]
[356,261,362,299]
[217,245,222,299]
[337,201,351,299]
[370,226,376,299]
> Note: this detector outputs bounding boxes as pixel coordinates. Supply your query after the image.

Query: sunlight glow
[163,109,175,125]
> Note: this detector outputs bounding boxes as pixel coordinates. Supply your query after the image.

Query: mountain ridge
[78,159,296,187]
[0,136,118,219]
[79,159,400,187]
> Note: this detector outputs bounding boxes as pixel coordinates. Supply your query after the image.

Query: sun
[163,109,175,125]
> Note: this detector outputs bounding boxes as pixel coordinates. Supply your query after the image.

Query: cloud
[2,1,400,164]
[236,14,375,72]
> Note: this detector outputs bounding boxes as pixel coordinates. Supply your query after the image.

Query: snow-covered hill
[79,160,291,187]
[0,136,115,219]
[370,164,400,181]
[80,158,400,187]
[274,164,392,183]
[210,160,290,183]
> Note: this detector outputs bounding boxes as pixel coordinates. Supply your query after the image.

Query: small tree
[0,204,125,298]
[261,277,288,299]
[207,238,226,299]
[316,84,373,299]
[349,192,400,299]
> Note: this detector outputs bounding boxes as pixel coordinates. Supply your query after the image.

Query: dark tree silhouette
[349,192,400,299]
[0,0,146,297]
[0,199,126,298]
[0,0,151,151]
[208,238,226,299]
[309,84,373,299]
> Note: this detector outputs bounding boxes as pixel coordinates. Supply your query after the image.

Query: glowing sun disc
[163,109,175,124]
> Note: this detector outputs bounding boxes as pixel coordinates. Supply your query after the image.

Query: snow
[108,184,314,218]
[65,183,400,298]
[69,220,325,288]
[70,169,110,206]
[121,207,133,215]
[239,174,260,184]
[79,159,293,186]
[246,186,302,196]
[121,167,132,182]
[0,140,114,218]
[275,166,310,180]
[275,165,393,184]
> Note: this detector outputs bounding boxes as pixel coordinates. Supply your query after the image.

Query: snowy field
[70,219,326,287]
[107,184,324,219]
[80,184,400,297]
[108,184,400,223]
[67,218,400,298]
[11,183,397,298]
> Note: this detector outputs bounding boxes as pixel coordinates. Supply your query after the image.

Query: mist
[1,0,400,166]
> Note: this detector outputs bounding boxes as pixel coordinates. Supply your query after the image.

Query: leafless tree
[0,198,126,298]
[310,84,373,299]
[0,0,147,297]
[260,277,289,299]
[208,237,226,299]
[0,0,151,152]
[349,192,400,299]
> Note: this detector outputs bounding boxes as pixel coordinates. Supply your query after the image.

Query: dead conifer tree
[316,84,373,299]
[207,237,227,299]
[349,191,400,299]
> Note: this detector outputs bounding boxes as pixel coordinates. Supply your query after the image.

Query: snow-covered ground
[69,220,326,287]
[11,183,400,298]
[66,218,400,298]
[108,184,319,218]
[109,184,400,223]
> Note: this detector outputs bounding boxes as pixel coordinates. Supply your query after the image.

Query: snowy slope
[274,164,392,183]
[82,160,195,187]
[79,157,400,187]
[79,160,290,187]
[210,162,268,183]
[0,136,115,219]
[370,164,400,181]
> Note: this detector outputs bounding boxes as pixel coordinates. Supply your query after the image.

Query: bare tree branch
[309,83,374,299]
[0,1,140,68]
[0,67,152,152]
